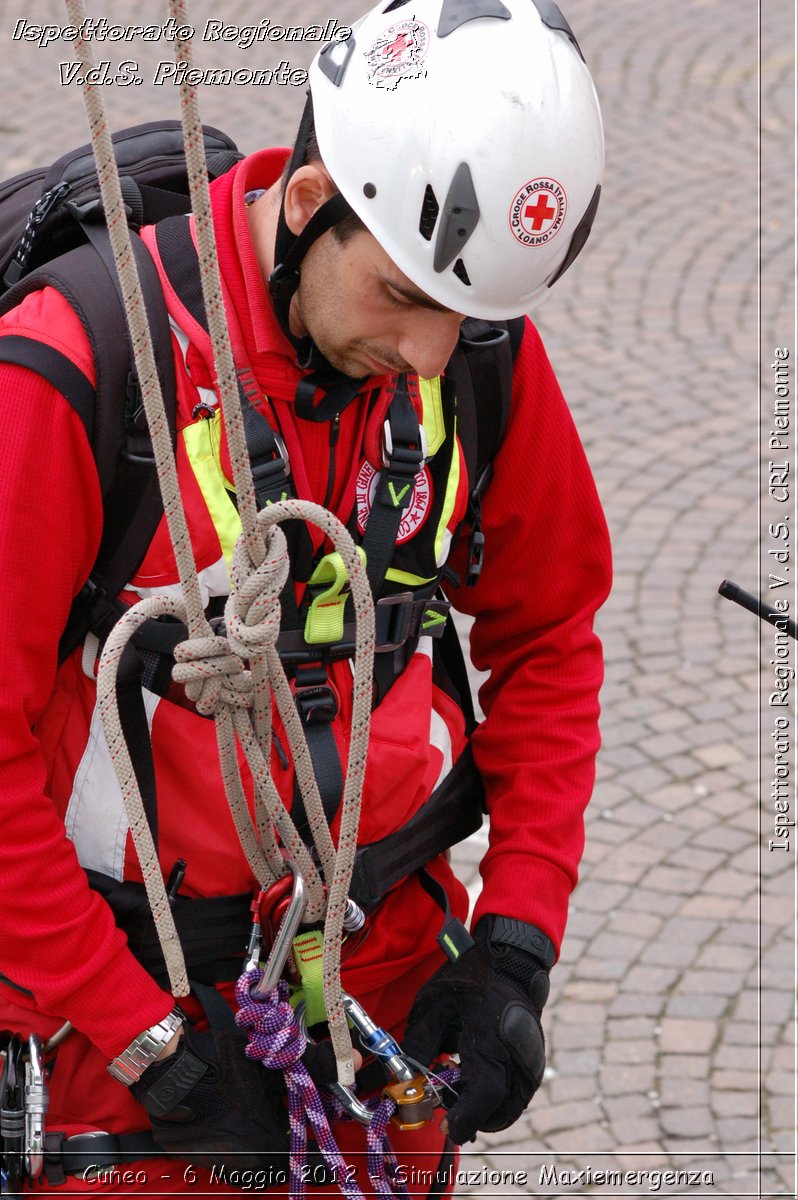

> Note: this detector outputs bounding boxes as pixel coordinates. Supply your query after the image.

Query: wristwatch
[107,1007,185,1086]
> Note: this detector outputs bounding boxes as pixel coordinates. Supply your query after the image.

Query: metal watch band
[488,916,557,969]
[107,1007,185,1086]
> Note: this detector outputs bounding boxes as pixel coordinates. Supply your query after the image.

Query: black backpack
[0,121,523,670]
[0,121,242,661]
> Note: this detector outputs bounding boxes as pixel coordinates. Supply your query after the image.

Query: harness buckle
[295,683,339,723]
[381,420,428,473]
[250,431,291,502]
[374,592,415,652]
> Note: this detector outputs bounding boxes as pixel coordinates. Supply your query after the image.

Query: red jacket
[0,149,610,1134]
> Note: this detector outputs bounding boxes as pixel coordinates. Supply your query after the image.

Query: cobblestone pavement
[1,0,795,1196]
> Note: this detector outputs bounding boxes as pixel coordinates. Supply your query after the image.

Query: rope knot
[172,634,253,716]
[225,523,290,661]
[235,972,307,1070]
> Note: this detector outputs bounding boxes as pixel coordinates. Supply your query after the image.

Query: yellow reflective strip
[386,567,437,587]
[182,413,242,564]
[419,376,445,456]
[434,417,461,565]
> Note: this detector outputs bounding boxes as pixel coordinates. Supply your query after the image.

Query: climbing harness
[24,0,456,1191]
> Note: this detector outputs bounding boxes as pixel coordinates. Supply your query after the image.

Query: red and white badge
[508,178,568,246]
[356,461,432,542]
[364,19,430,89]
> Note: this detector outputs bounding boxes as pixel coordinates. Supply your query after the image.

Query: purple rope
[366,1099,411,1198]
[235,968,414,1198]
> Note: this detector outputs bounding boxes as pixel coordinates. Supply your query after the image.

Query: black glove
[401,919,550,1144]
[131,1024,290,1173]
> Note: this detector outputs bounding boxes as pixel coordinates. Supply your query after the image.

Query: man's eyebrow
[381,276,452,313]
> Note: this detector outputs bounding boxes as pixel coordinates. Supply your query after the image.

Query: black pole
[718,579,798,640]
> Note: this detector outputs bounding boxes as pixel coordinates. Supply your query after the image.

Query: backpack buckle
[466,528,485,586]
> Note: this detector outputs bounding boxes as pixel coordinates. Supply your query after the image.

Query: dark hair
[283,107,366,245]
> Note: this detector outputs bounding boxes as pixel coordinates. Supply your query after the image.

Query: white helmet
[309,0,604,319]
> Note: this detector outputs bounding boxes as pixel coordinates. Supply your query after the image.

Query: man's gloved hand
[401,918,551,1144]
[131,1023,290,1172]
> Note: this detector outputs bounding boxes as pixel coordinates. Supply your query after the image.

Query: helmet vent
[383,0,413,10]
[419,185,440,241]
[433,161,480,273]
[452,258,471,286]
[437,0,511,38]
[530,0,585,62]
[318,34,357,87]
[547,183,601,287]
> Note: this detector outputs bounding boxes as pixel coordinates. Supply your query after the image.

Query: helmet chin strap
[269,95,368,420]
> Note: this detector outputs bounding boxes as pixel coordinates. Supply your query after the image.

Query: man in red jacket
[0,0,609,1193]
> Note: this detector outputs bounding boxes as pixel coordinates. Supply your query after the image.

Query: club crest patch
[364,19,430,89]
[508,178,568,247]
[356,461,432,542]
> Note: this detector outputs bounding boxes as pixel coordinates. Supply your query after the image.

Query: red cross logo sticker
[366,20,430,89]
[509,178,567,246]
[383,32,414,60]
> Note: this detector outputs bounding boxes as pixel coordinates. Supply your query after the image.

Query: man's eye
[385,288,412,308]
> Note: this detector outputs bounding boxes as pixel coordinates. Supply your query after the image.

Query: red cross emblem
[366,20,430,89]
[383,32,414,60]
[509,178,567,246]
[524,193,557,230]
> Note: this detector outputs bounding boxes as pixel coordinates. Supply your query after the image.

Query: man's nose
[397,310,464,380]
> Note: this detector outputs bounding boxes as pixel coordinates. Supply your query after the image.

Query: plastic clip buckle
[375,592,414,652]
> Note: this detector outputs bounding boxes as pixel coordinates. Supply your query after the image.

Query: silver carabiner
[24,1033,48,1179]
[328,1080,374,1126]
[252,866,306,997]
[293,998,373,1126]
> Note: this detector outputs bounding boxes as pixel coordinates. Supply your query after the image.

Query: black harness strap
[44,1130,162,1183]
[0,335,96,433]
[85,869,253,990]
[348,743,484,911]
[291,663,344,839]
[426,1139,457,1199]
[0,234,176,665]
[361,374,426,595]
[115,644,160,850]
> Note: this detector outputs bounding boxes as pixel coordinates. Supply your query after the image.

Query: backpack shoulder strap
[0,233,177,661]
[433,315,526,724]
[446,314,525,585]
[455,314,525,477]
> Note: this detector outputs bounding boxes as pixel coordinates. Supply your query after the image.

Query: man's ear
[283,164,338,236]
